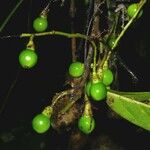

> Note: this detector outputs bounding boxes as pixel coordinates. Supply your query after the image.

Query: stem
[21,30,97,62]
[26,35,35,50]
[80,46,93,85]
[0,0,24,32]
[84,0,94,62]
[92,42,97,74]
[60,99,76,114]
[21,31,88,39]
[83,94,92,116]
[103,51,111,69]
[60,87,82,114]
[51,90,73,108]
[42,106,53,118]
[69,0,77,62]
[111,0,147,50]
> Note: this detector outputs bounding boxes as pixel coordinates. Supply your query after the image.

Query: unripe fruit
[90,81,107,101]
[108,37,116,48]
[19,49,38,69]
[127,3,143,18]
[78,115,95,134]
[32,114,51,134]
[102,69,114,86]
[33,16,48,32]
[69,62,84,77]
[85,81,92,96]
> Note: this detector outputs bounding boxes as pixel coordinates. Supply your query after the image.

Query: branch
[111,0,147,50]
[69,0,77,62]
[99,0,147,71]
[51,89,73,108]
[21,30,97,72]
[0,0,24,32]
[20,30,89,39]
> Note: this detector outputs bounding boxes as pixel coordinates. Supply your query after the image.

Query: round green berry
[127,3,143,18]
[32,113,50,134]
[102,69,114,86]
[33,16,48,32]
[85,81,91,96]
[78,115,95,134]
[108,37,116,48]
[19,49,38,69]
[90,81,107,101]
[69,62,84,77]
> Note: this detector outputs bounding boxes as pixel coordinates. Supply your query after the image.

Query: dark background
[0,0,150,149]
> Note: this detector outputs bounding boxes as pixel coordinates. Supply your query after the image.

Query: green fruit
[90,81,107,101]
[19,49,38,69]
[69,62,84,77]
[108,37,116,48]
[102,69,114,86]
[78,115,95,134]
[32,114,50,134]
[33,16,48,32]
[127,3,143,18]
[85,81,91,96]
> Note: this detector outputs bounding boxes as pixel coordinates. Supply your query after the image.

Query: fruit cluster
[17,2,144,135]
[18,3,143,70]
[31,60,114,134]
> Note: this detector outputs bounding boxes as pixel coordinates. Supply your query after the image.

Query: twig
[98,0,147,72]
[51,89,73,108]
[20,31,97,72]
[69,0,77,62]
[111,0,147,50]
[0,0,24,32]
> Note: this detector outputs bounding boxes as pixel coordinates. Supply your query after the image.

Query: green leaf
[107,90,150,131]
[108,90,150,102]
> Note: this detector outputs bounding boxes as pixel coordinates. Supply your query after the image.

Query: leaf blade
[107,89,150,102]
[107,90,150,131]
